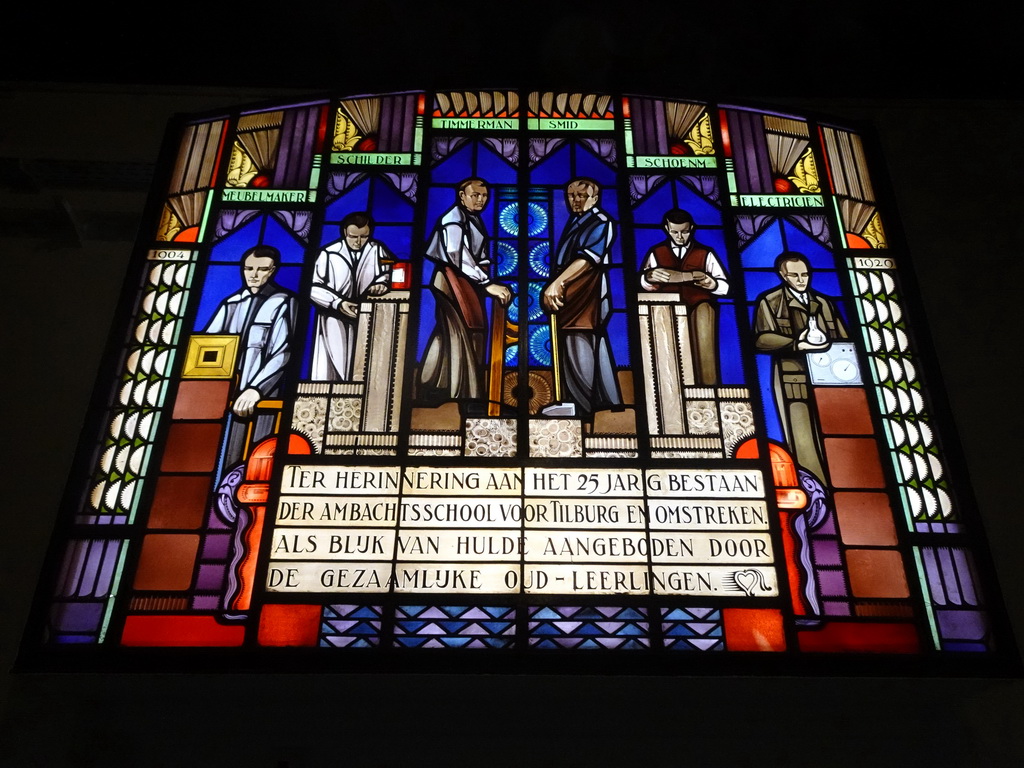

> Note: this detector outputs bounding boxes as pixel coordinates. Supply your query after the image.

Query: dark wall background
[2,4,1022,765]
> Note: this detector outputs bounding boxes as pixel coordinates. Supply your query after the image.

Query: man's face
[566,182,598,214]
[665,221,695,248]
[779,259,811,293]
[458,182,488,212]
[242,254,276,293]
[344,224,371,252]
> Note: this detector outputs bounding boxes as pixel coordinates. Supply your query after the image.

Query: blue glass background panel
[811,271,843,298]
[744,270,785,302]
[375,224,413,260]
[530,145,571,185]
[784,223,835,270]
[740,223,786,268]
[372,177,415,220]
[633,179,674,221]
[607,312,630,366]
[575,146,616,184]
[210,217,262,260]
[429,143,473,183]
[755,351,783,442]
[632,227,666,269]
[477,143,517,184]
[675,178,721,222]
[417,260,436,357]
[718,302,745,386]
[325,178,370,220]
[262,217,306,263]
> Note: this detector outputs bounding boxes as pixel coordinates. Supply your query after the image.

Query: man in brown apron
[541,178,622,416]
[419,178,512,406]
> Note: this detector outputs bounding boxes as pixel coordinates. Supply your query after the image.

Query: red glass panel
[797,621,920,653]
[258,604,321,647]
[121,615,244,646]
[834,492,899,546]
[132,534,200,590]
[846,549,911,598]
[160,423,222,473]
[147,475,210,529]
[815,388,874,435]
[823,438,886,488]
[171,380,231,420]
[722,608,786,652]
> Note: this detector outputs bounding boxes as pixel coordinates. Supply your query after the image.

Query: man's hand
[486,283,513,306]
[543,258,591,312]
[542,281,565,312]
[692,270,717,290]
[340,300,360,318]
[797,339,830,351]
[647,267,689,284]
[367,283,389,296]
[796,328,830,352]
[232,388,263,418]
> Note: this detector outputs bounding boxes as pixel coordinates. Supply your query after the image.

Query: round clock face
[832,359,859,381]
[811,352,831,368]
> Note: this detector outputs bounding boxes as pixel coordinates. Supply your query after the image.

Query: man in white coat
[310,212,394,380]
[205,244,297,470]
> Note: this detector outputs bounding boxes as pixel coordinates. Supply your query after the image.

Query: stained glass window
[23,89,1017,672]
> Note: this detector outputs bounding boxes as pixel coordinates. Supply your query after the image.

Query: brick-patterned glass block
[320,604,382,648]
[528,606,649,649]
[661,607,724,651]
[394,605,516,649]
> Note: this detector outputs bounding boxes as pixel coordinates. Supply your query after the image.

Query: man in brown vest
[640,208,730,385]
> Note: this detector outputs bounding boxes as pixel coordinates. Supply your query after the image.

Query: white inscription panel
[400,498,523,528]
[267,464,776,598]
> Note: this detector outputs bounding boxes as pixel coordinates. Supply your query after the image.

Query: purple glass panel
[942,642,988,653]
[812,538,842,566]
[815,515,837,535]
[817,569,849,597]
[822,600,852,616]
[937,548,962,605]
[195,564,226,591]
[920,547,946,605]
[50,601,104,632]
[77,540,106,595]
[936,609,988,642]
[201,534,231,560]
[95,541,119,595]
[951,549,980,605]
[727,110,771,194]
[56,539,122,597]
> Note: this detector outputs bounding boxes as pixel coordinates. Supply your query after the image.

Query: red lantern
[390,262,412,290]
